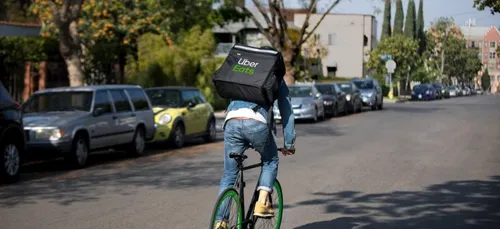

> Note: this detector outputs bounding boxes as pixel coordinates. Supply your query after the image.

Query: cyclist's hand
[280,148,295,156]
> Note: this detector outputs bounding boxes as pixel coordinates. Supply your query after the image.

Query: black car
[315,83,347,117]
[334,82,362,114]
[0,81,26,184]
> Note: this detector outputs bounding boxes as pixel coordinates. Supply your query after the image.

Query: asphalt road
[2,95,500,229]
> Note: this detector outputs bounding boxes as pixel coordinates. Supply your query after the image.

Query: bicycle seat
[229,153,248,160]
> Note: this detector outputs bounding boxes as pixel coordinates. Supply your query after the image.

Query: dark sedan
[334,82,362,114]
[315,83,347,117]
[431,83,444,99]
[411,84,438,101]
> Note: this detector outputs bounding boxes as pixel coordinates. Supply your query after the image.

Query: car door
[180,90,198,135]
[374,80,383,102]
[88,90,116,149]
[125,88,154,139]
[352,83,361,104]
[109,89,136,145]
[333,84,346,112]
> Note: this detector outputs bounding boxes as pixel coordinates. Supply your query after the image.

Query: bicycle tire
[253,179,284,229]
[209,187,244,229]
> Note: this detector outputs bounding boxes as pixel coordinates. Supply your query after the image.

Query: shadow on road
[0,148,223,207]
[291,176,500,229]
[380,105,442,114]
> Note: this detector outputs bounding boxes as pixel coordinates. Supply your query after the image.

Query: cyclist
[214,46,296,228]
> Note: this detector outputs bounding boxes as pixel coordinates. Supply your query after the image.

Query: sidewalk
[214,110,226,119]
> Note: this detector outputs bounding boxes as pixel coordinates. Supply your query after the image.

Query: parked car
[274,83,325,122]
[351,78,383,110]
[475,88,484,95]
[447,85,460,97]
[21,85,156,168]
[0,81,26,184]
[411,84,437,101]
[431,83,444,99]
[334,82,362,114]
[442,86,451,98]
[144,87,216,148]
[314,83,347,117]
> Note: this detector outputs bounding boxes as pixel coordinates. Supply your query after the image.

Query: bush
[381,84,399,97]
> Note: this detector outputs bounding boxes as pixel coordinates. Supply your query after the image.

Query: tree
[404,0,416,38]
[393,0,404,35]
[224,0,344,85]
[464,49,482,83]
[31,0,85,87]
[426,17,463,82]
[416,0,426,54]
[365,34,419,84]
[381,0,392,40]
[473,0,500,14]
[481,68,491,91]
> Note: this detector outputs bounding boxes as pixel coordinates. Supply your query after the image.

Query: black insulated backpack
[212,44,286,107]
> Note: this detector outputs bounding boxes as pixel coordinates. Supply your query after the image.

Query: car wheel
[371,99,378,110]
[203,119,217,143]
[378,99,383,110]
[1,138,21,184]
[128,127,146,157]
[171,123,185,148]
[65,134,89,169]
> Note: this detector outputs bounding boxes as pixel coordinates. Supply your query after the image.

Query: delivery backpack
[212,44,286,108]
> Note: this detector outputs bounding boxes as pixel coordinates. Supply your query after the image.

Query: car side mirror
[93,107,106,116]
[187,102,196,109]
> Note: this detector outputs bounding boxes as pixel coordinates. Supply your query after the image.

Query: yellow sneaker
[253,201,275,217]
[214,221,227,229]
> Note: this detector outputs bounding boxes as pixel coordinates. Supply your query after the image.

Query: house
[461,22,500,93]
[294,13,377,78]
[212,9,378,79]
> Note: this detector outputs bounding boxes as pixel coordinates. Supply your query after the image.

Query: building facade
[294,13,377,78]
[461,23,500,93]
[212,9,377,79]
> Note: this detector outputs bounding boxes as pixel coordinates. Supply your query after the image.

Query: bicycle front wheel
[253,179,284,229]
[209,187,244,229]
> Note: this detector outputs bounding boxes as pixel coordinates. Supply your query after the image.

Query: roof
[0,21,41,28]
[34,85,143,94]
[144,86,198,91]
[460,26,492,38]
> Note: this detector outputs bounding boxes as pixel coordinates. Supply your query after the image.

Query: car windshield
[352,80,374,89]
[145,89,182,108]
[337,83,352,93]
[315,85,334,95]
[289,86,313,97]
[413,84,428,90]
[23,91,93,113]
[448,86,457,90]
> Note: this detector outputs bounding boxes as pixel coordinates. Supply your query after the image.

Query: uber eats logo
[233,58,259,75]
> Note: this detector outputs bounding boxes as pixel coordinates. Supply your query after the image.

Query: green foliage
[404,0,416,38]
[0,36,59,63]
[365,34,419,82]
[381,0,392,40]
[481,68,491,90]
[393,0,404,35]
[416,0,426,54]
[381,84,399,97]
[474,0,500,14]
[125,26,229,109]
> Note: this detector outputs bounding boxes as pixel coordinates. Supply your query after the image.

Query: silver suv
[21,85,155,168]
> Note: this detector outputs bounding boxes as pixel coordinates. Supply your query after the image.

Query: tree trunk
[282,48,297,85]
[59,21,84,87]
[38,61,47,90]
[23,62,32,102]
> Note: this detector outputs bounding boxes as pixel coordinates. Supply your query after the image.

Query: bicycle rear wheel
[253,179,284,229]
[209,187,244,229]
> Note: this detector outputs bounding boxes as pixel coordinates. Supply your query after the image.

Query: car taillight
[14,103,21,110]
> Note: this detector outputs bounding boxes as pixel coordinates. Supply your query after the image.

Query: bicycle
[209,148,286,229]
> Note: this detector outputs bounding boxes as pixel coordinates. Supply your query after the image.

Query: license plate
[418,94,422,99]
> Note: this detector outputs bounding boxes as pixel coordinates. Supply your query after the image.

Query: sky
[244,0,500,39]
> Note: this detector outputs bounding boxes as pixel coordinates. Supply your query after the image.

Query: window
[490,41,496,48]
[192,90,206,104]
[315,84,334,95]
[145,89,181,108]
[181,90,197,107]
[93,90,112,114]
[489,62,495,69]
[471,40,476,48]
[490,52,496,58]
[110,89,132,112]
[126,89,149,111]
[23,91,93,113]
[328,33,336,45]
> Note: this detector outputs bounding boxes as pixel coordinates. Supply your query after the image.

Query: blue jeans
[216,118,279,221]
